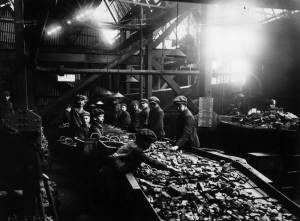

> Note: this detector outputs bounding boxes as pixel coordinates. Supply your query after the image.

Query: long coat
[175,109,200,149]
[116,110,131,130]
[148,106,165,138]
[130,109,141,132]
[140,107,150,128]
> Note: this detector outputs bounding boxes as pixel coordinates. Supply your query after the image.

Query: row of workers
[64,94,200,150]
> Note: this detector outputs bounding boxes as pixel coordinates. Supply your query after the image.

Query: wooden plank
[14,0,28,109]
[146,33,153,98]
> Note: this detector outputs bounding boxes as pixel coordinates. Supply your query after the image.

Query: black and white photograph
[0,0,300,220]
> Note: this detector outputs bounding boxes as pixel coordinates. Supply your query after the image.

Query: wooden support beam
[36,66,199,75]
[32,10,50,67]
[38,52,140,65]
[146,2,193,33]
[198,5,210,97]
[119,2,193,50]
[118,0,166,8]
[104,0,118,24]
[139,6,144,99]
[146,33,153,98]
[14,0,28,110]
[152,60,199,113]
[153,11,190,48]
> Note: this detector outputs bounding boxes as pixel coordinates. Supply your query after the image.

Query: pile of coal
[231,110,299,130]
[136,143,297,221]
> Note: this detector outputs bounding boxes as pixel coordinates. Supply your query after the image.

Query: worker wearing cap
[77,111,91,139]
[90,108,105,139]
[140,98,150,128]
[108,129,178,173]
[170,95,200,151]
[148,96,165,139]
[115,103,131,130]
[70,94,89,137]
[0,91,14,120]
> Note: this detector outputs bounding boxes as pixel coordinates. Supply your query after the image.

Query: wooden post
[146,33,153,98]
[198,5,210,97]
[139,6,144,99]
[14,0,28,110]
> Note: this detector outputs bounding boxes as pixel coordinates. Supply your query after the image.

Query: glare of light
[66,20,72,25]
[92,3,115,23]
[101,29,119,45]
[211,59,220,72]
[46,25,62,36]
[229,61,251,85]
[75,8,95,21]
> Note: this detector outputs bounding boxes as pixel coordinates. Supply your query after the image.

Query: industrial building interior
[0,0,300,220]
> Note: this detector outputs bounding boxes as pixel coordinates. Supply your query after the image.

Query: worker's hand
[169,145,179,151]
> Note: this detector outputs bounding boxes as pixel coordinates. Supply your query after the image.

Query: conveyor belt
[56,126,300,220]
[124,144,300,221]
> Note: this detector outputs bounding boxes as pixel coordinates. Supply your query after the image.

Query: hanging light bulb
[167,48,186,58]
[110,92,124,98]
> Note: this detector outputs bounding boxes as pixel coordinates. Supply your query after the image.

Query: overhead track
[163,0,300,10]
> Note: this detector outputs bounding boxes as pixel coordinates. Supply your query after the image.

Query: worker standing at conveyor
[77,111,91,139]
[148,96,165,139]
[90,108,105,139]
[115,103,131,130]
[140,98,150,129]
[0,90,14,120]
[170,95,200,151]
[69,94,89,137]
[129,100,141,132]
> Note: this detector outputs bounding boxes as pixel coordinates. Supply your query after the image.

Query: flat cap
[82,111,90,117]
[136,129,157,143]
[75,94,88,101]
[91,108,104,117]
[3,91,10,96]
[149,96,160,104]
[96,100,104,105]
[130,100,139,106]
[173,95,187,105]
[140,98,149,104]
